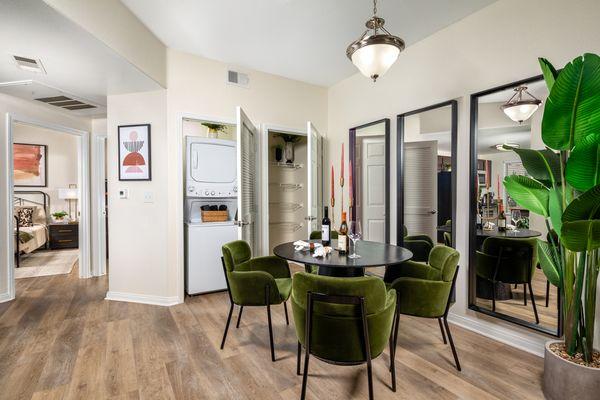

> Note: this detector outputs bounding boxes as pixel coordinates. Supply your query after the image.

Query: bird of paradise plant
[503,53,600,363]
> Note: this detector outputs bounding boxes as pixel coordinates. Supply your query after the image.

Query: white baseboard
[447,312,546,357]
[0,291,14,303]
[105,291,181,307]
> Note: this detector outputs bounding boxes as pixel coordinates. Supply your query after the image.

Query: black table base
[316,265,365,277]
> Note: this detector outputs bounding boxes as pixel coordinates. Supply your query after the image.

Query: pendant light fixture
[501,86,542,124]
[346,0,405,82]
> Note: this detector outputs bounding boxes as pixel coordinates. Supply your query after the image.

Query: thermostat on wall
[119,189,129,199]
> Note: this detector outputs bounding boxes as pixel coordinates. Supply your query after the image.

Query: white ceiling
[122,0,496,87]
[0,0,162,118]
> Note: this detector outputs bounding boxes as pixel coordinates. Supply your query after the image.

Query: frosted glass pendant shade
[501,102,540,123]
[351,42,400,81]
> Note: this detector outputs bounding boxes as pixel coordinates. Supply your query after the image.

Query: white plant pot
[207,130,218,139]
[543,340,600,400]
[284,141,295,163]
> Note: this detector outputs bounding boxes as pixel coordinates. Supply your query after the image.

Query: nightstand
[49,222,79,249]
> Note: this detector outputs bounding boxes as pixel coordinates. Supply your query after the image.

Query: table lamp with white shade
[58,187,79,221]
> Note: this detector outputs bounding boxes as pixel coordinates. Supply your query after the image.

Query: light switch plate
[119,189,129,199]
[143,191,153,203]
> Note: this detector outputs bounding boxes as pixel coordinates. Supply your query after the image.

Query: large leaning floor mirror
[397,100,458,259]
[349,119,390,244]
[469,76,561,336]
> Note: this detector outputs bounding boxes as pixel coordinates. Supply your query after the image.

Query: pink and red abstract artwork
[118,124,151,181]
[13,143,47,187]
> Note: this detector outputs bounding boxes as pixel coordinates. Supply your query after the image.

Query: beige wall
[0,93,91,300]
[13,123,79,215]
[326,0,600,354]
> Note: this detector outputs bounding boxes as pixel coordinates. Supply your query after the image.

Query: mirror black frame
[396,100,458,248]
[349,119,390,243]
[468,75,562,337]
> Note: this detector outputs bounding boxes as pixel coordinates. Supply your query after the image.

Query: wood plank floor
[0,264,545,400]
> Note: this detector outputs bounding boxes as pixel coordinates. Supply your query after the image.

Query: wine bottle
[338,211,348,254]
[498,200,506,232]
[321,206,331,246]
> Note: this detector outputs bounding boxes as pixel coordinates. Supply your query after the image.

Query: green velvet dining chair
[292,272,399,400]
[307,230,339,274]
[476,237,539,324]
[387,245,461,371]
[221,240,292,361]
[443,220,452,247]
[402,225,434,262]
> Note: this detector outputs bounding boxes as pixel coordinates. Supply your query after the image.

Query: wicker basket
[201,210,229,222]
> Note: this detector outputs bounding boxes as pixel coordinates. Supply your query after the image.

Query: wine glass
[348,220,362,259]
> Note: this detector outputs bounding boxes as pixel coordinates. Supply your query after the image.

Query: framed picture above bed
[118,124,151,181]
[13,143,47,187]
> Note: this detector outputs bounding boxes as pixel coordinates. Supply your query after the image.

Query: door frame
[4,113,91,300]
[396,100,457,247]
[349,118,390,243]
[260,124,306,256]
[93,135,107,276]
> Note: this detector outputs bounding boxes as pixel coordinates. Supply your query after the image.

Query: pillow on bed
[16,207,35,227]
[32,206,47,225]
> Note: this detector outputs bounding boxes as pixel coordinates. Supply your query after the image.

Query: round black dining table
[273,240,413,277]
[437,225,542,239]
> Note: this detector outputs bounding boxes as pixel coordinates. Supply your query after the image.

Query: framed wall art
[118,124,151,181]
[13,143,47,187]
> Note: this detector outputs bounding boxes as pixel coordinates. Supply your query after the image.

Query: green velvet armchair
[221,240,292,361]
[387,245,461,371]
[292,272,399,400]
[476,237,539,324]
[402,225,434,262]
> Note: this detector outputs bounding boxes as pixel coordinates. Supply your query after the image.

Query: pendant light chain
[373,0,377,16]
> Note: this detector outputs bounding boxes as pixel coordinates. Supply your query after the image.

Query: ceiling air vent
[12,55,46,74]
[227,70,249,88]
[35,95,96,111]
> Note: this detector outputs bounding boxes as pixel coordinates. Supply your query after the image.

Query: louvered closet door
[404,140,438,240]
[307,122,321,235]
[236,107,259,255]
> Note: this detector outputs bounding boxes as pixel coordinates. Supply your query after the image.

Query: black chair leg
[545,280,550,307]
[443,316,461,371]
[297,341,302,376]
[438,317,447,344]
[524,284,527,306]
[220,303,234,350]
[236,306,244,328]
[266,293,275,362]
[390,307,400,392]
[528,282,539,324]
[284,301,289,325]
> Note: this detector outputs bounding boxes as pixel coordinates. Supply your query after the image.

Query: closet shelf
[269,222,303,232]
[269,183,303,192]
[269,202,303,212]
[271,161,303,169]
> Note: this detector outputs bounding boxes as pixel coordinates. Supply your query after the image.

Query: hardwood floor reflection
[0,264,545,399]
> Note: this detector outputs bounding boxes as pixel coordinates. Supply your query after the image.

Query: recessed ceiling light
[12,55,46,74]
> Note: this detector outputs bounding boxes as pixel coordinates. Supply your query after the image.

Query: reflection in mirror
[398,101,457,262]
[469,77,561,336]
[349,119,390,243]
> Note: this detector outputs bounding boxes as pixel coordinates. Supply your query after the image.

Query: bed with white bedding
[14,191,50,268]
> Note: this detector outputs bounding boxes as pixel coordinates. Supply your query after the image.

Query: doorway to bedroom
[8,117,91,292]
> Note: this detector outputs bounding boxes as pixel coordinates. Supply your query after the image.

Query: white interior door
[236,107,259,255]
[361,136,386,242]
[404,140,438,240]
[307,122,321,235]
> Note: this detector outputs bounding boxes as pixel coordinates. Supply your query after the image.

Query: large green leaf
[539,57,559,92]
[506,147,561,187]
[561,220,600,251]
[562,184,600,222]
[503,175,549,217]
[537,240,560,287]
[549,187,564,236]
[565,132,600,191]
[542,53,600,150]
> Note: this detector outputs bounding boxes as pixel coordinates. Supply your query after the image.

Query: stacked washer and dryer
[185,137,238,295]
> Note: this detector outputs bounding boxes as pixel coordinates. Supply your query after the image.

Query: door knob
[429,210,437,214]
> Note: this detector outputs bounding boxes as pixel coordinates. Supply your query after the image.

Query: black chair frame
[219,257,289,362]
[297,291,400,400]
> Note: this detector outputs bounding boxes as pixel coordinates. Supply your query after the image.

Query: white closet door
[236,106,259,255]
[404,140,438,240]
[361,137,386,242]
[307,122,321,235]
